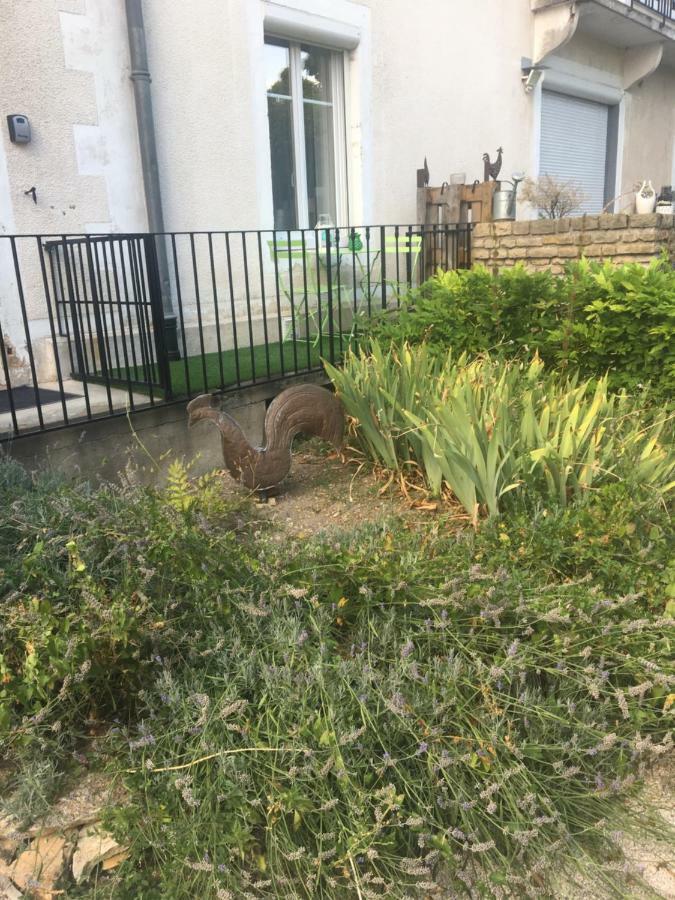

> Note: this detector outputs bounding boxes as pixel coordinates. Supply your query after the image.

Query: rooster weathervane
[482,147,503,182]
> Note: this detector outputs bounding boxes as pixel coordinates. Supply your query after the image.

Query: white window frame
[265,36,348,229]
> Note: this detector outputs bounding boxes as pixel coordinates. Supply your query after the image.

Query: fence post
[144,234,172,398]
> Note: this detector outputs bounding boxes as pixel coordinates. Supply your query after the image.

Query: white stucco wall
[1,0,674,388]
[0,0,145,384]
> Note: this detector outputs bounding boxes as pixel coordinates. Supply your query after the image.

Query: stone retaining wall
[472,213,675,273]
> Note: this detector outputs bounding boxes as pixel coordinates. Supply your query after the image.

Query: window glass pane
[304,102,336,228]
[267,95,297,230]
[265,39,291,96]
[301,46,332,102]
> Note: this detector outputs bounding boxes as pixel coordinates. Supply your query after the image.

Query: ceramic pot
[636,181,656,214]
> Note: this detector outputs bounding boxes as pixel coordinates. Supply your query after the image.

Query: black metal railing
[631,0,675,20]
[0,223,472,440]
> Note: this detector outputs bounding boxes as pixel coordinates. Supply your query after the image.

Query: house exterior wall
[1,1,673,234]
[0,0,674,386]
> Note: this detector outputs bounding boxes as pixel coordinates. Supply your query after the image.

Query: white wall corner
[533,1,580,65]
[622,43,663,91]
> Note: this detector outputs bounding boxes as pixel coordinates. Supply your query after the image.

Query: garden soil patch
[216,442,449,537]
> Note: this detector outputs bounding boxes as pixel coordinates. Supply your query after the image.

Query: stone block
[526,245,555,259]
[509,247,529,259]
[630,213,659,227]
[512,221,530,234]
[555,245,582,258]
[543,233,574,245]
[615,242,659,256]
[599,214,629,229]
[515,235,543,247]
[492,222,515,236]
[578,215,599,230]
[472,223,492,239]
[530,220,557,235]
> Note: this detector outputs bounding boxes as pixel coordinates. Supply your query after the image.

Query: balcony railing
[0,224,472,440]
[629,0,675,19]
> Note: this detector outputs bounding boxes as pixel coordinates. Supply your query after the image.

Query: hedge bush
[367,257,675,395]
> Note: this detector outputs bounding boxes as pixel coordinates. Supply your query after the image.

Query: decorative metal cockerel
[482,147,504,182]
[187,384,344,496]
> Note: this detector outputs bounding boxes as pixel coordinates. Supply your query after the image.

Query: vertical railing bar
[9,239,44,429]
[84,236,114,414]
[0,286,19,435]
[207,233,226,390]
[50,246,66,337]
[380,226,387,311]
[118,239,142,385]
[136,236,163,393]
[36,237,69,425]
[48,245,76,375]
[189,233,209,393]
[286,229,298,373]
[129,237,156,403]
[335,228,344,354]
[325,228,335,364]
[108,239,136,410]
[130,237,155,394]
[395,225,401,307]
[68,242,93,380]
[99,239,124,378]
[224,232,241,386]
[62,237,92,419]
[300,229,311,370]
[351,228,358,344]
[75,241,99,377]
[314,229,323,361]
[256,232,272,380]
[241,232,256,384]
[406,225,413,290]
[365,226,372,317]
[170,235,192,397]
[271,231,285,376]
[90,238,116,383]
[144,234,172,399]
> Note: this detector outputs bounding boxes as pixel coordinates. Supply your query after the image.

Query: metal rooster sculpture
[483,147,504,182]
[187,384,344,495]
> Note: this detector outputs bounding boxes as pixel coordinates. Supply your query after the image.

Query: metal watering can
[493,172,525,221]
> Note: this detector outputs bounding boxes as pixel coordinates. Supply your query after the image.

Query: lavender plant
[110,509,673,898]
[1,460,673,897]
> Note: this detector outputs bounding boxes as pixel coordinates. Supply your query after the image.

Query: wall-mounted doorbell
[7,114,31,144]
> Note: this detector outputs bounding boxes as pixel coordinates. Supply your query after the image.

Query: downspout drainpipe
[125,0,179,359]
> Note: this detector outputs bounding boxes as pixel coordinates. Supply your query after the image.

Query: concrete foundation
[2,372,330,485]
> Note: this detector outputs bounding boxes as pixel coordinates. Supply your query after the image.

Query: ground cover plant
[366,258,675,396]
[0,456,673,898]
[327,343,674,522]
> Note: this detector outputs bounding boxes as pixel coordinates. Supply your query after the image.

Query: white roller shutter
[540,90,609,213]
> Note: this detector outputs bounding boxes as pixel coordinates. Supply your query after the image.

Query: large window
[265,37,346,230]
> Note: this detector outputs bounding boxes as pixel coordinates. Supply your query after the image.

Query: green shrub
[326,343,674,519]
[0,461,253,743]
[367,257,675,395]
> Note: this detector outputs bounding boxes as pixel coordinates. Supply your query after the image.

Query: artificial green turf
[110,337,347,398]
